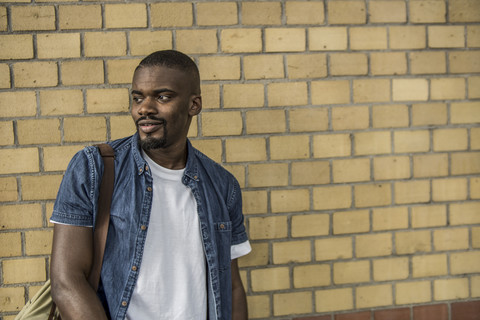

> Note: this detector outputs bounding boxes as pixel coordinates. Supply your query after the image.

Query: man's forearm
[232,284,248,320]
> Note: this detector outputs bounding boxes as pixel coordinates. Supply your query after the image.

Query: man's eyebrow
[130,88,175,95]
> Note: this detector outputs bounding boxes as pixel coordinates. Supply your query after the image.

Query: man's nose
[137,97,157,115]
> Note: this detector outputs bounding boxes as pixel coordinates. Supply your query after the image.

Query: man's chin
[139,136,167,150]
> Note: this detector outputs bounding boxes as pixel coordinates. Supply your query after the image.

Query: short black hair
[137,50,201,94]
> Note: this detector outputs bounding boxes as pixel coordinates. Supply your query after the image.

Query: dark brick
[451,300,480,320]
[336,311,371,320]
[413,304,448,320]
[374,308,410,320]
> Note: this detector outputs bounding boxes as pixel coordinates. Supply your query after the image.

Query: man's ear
[189,95,202,116]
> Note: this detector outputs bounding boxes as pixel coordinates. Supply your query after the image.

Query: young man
[50,50,251,320]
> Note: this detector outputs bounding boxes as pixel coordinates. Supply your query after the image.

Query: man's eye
[132,96,143,103]
[157,95,170,101]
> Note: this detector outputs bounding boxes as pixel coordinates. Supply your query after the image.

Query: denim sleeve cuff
[50,210,93,227]
[231,240,251,260]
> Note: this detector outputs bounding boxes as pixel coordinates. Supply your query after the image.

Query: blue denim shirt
[51,134,249,320]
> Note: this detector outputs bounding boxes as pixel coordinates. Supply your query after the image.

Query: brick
[451,102,480,124]
[0,287,25,312]
[394,130,430,153]
[369,1,406,23]
[2,257,46,284]
[11,5,55,31]
[316,288,353,313]
[0,232,21,257]
[393,78,429,102]
[13,61,58,88]
[356,284,392,308]
[375,308,410,320]
[313,134,351,158]
[413,304,448,320]
[334,260,370,284]
[249,216,288,240]
[223,83,263,109]
[273,240,311,264]
[328,0,366,24]
[294,264,330,288]
[151,3,192,27]
[290,108,328,132]
[271,189,310,213]
[201,84,220,109]
[0,148,39,174]
[59,5,102,30]
[315,237,352,261]
[62,60,104,85]
[265,28,305,52]
[428,26,465,48]
[239,242,268,267]
[471,177,480,199]
[412,254,447,277]
[201,111,242,137]
[333,210,370,234]
[355,131,391,155]
[396,281,431,305]
[371,52,407,76]
[292,161,330,186]
[40,89,83,115]
[373,257,409,281]
[450,251,480,274]
[431,78,466,100]
[224,165,244,187]
[221,28,261,53]
[413,154,448,178]
[246,110,285,134]
[197,2,237,26]
[244,55,283,79]
[374,156,410,181]
[336,311,371,320]
[0,6,6,31]
[309,27,348,51]
[37,33,81,59]
[449,0,480,22]
[274,291,311,316]
[473,128,480,150]
[452,152,480,175]
[312,80,350,105]
[355,183,391,208]
[248,163,288,187]
[17,119,60,145]
[25,230,53,255]
[333,158,370,183]
[412,103,447,126]
[372,207,409,231]
[473,276,480,297]
[410,52,446,74]
[0,121,14,146]
[410,0,446,23]
[199,56,240,80]
[390,26,426,49]
[468,26,480,47]
[84,32,126,57]
[0,177,17,202]
[0,204,43,229]
[331,106,370,131]
[43,145,84,172]
[292,213,329,237]
[268,82,308,107]
[395,180,430,204]
[395,230,431,254]
[353,79,390,103]
[433,128,468,151]
[130,31,172,56]
[64,116,106,142]
[450,202,480,225]
[247,295,270,319]
[434,278,469,300]
[330,53,368,76]
[241,1,281,25]
[21,175,62,201]
[434,228,469,251]
[450,51,480,73]
[251,267,289,291]
[287,53,327,79]
[350,27,387,50]
[106,59,141,84]
[314,186,352,211]
[270,135,309,160]
[226,138,267,162]
[105,4,146,28]
[242,191,267,215]
[356,233,392,258]
[190,139,222,163]
[286,1,324,24]
[0,63,9,88]
[177,29,217,54]
[452,301,480,320]
[433,178,468,202]
[0,91,36,117]
[86,88,129,113]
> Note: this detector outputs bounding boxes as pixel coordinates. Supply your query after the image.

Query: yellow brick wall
[0,0,479,319]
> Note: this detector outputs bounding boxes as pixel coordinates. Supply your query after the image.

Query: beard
[136,116,168,150]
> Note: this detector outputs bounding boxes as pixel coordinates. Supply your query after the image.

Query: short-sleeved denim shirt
[51,134,249,320]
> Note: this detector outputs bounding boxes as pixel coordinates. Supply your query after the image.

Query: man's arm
[231,259,248,320]
[50,224,108,320]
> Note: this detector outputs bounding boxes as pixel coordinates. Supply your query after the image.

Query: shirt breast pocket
[214,221,232,272]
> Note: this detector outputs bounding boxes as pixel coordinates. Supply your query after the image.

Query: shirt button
[147,186,152,192]
[194,175,198,180]
[141,225,147,230]
[145,165,149,171]
[139,168,143,173]
[132,265,137,271]
[220,224,225,229]
[122,301,127,307]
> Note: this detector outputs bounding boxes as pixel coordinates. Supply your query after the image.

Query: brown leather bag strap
[88,143,115,291]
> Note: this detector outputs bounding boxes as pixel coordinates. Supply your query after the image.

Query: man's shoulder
[190,143,237,182]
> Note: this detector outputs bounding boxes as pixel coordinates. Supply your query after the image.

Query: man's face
[131,65,201,151]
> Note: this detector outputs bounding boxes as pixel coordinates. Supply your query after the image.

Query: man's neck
[143,141,188,170]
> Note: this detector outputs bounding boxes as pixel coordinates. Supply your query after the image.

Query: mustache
[135,116,166,126]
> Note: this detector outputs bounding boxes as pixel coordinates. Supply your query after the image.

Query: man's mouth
[137,118,165,134]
